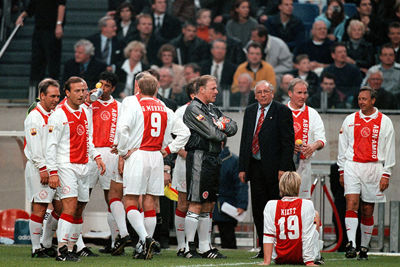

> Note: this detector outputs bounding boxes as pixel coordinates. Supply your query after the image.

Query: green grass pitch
[1,245,400,267]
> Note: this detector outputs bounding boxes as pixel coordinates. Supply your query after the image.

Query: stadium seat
[322,3,358,18]
[293,3,320,40]
[0,209,30,239]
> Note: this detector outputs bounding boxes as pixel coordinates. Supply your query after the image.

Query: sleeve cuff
[39,166,47,172]
[339,170,344,175]
[94,155,102,160]
[318,140,325,148]
[263,233,275,243]
[49,170,58,176]
[165,146,171,155]
[382,173,390,179]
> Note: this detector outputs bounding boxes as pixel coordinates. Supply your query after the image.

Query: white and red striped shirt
[337,108,395,177]
[288,102,326,159]
[24,103,51,171]
[116,94,190,156]
[46,102,100,174]
[263,197,316,265]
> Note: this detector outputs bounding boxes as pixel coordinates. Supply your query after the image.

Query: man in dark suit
[62,39,107,90]
[87,16,125,72]
[151,0,182,41]
[200,39,237,105]
[238,80,295,258]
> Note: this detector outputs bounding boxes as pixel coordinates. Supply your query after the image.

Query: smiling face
[40,85,60,112]
[358,89,375,114]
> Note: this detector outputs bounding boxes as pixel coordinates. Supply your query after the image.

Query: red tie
[252,108,265,155]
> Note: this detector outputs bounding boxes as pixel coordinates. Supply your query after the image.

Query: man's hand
[302,143,317,159]
[122,148,137,160]
[237,208,245,215]
[379,176,389,192]
[178,149,187,159]
[259,15,268,23]
[55,25,63,39]
[160,149,168,158]
[16,12,26,26]
[239,171,246,183]
[40,171,49,185]
[118,156,124,176]
[110,144,118,154]
[49,174,60,189]
[278,170,284,181]
[339,173,344,187]
[294,143,302,153]
[95,157,106,175]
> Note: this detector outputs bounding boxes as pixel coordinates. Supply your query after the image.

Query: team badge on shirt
[30,128,37,136]
[100,111,111,121]
[202,191,209,199]
[48,126,54,133]
[196,114,205,121]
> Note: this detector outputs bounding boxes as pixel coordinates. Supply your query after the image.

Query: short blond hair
[124,41,146,59]
[347,19,365,36]
[279,171,302,197]
[138,74,158,96]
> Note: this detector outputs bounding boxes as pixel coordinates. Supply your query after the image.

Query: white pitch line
[368,252,400,257]
[176,261,261,267]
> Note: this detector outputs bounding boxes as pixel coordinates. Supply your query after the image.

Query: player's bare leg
[358,201,375,260]
[344,193,360,258]
[30,202,48,257]
[175,192,188,256]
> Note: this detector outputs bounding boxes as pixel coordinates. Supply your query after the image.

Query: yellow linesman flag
[164,183,178,201]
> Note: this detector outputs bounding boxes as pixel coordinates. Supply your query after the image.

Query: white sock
[360,216,374,248]
[41,210,59,248]
[107,211,119,247]
[198,212,211,253]
[72,219,83,250]
[126,206,148,241]
[110,199,129,238]
[57,213,74,245]
[29,214,43,252]
[208,213,213,248]
[175,209,186,250]
[345,210,358,246]
[185,211,199,251]
[144,210,157,238]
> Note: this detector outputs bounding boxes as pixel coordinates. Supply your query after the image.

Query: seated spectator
[248,25,292,84]
[315,0,348,41]
[257,0,280,23]
[342,0,385,47]
[132,13,166,66]
[226,0,258,47]
[344,19,375,75]
[363,44,400,98]
[196,9,212,43]
[290,54,319,97]
[172,0,195,23]
[307,72,346,109]
[231,73,254,107]
[388,22,400,63]
[87,16,125,72]
[170,21,210,65]
[321,42,362,104]
[107,0,149,17]
[158,67,179,106]
[209,23,247,65]
[115,41,149,97]
[274,73,293,104]
[231,43,276,93]
[265,0,305,51]
[115,2,137,44]
[151,0,182,41]
[213,142,248,249]
[294,21,334,72]
[62,39,107,90]
[157,44,186,98]
[363,69,398,109]
[200,39,237,92]
[176,63,202,105]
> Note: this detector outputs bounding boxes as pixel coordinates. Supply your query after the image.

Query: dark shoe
[133,250,146,259]
[55,245,80,262]
[177,248,185,257]
[144,236,160,260]
[111,235,130,256]
[201,248,227,259]
[77,246,99,257]
[99,243,112,254]
[314,256,325,265]
[358,246,368,260]
[133,239,146,259]
[251,251,264,259]
[40,244,57,258]
[345,241,357,258]
[32,248,50,258]
[184,242,201,258]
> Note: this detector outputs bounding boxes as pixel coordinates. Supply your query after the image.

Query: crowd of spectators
[19,0,400,110]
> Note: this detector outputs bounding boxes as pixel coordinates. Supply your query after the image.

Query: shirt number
[278,215,300,240]
[151,112,161,137]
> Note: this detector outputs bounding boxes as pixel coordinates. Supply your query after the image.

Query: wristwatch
[56,21,62,25]
[164,169,171,174]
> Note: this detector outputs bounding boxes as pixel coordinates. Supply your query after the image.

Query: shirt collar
[36,102,51,115]
[287,101,305,111]
[64,101,82,113]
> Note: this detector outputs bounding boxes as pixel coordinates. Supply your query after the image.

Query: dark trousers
[249,158,280,252]
[31,28,62,84]
[215,221,237,249]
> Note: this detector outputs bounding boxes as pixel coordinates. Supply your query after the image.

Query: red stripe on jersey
[274,198,303,265]
[61,105,89,164]
[139,98,168,151]
[353,112,382,163]
[33,106,50,124]
[291,106,309,160]
[91,100,118,147]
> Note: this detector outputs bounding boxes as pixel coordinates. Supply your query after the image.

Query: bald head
[312,21,327,42]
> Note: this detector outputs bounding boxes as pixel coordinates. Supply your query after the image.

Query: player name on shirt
[141,104,167,112]
[281,207,297,216]
[353,112,382,162]
[291,106,310,159]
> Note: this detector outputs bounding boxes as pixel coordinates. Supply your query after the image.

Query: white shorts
[344,161,386,203]
[87,147,118,190]
[57,163,90,202]
[123,150,164,196]
[25,161,56,203]
[297,159,312,199]
[112,173,124,184]
[172,155,187,193]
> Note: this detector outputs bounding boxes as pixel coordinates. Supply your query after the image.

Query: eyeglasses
[255,90,273,95]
